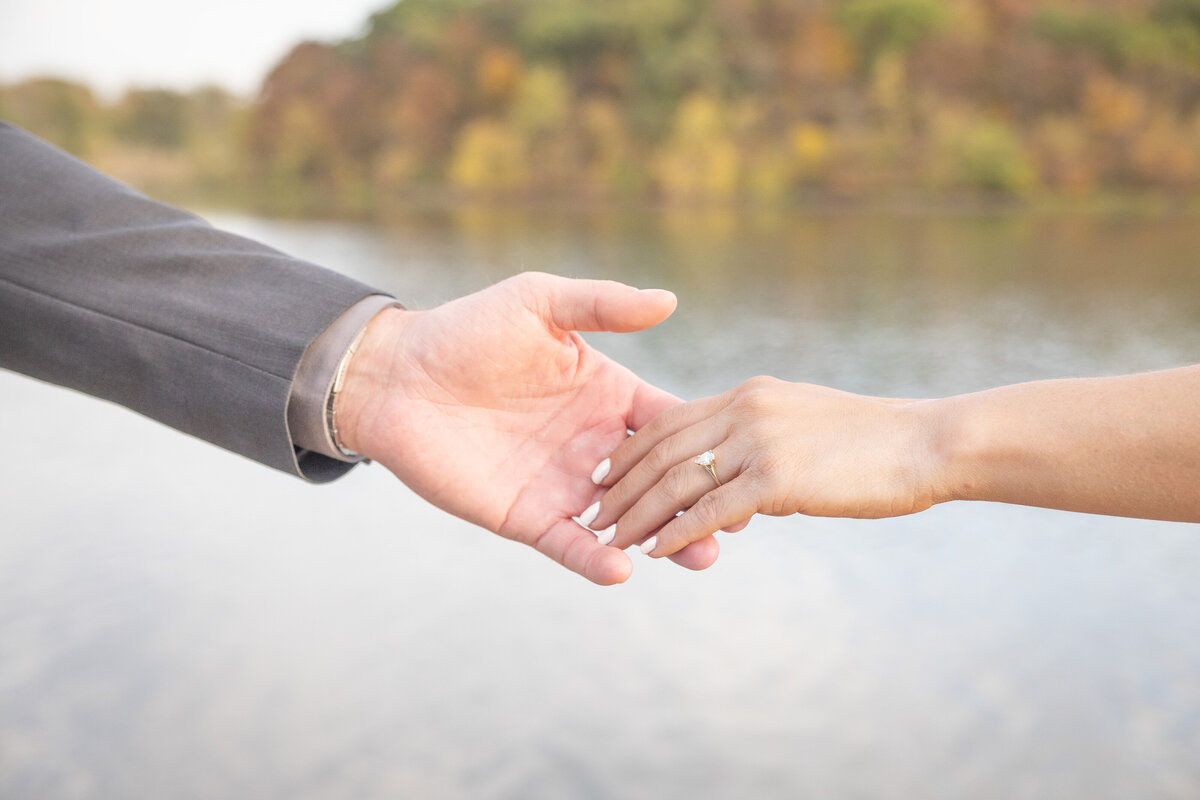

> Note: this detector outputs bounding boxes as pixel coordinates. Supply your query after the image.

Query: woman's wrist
[918,390,1007,507]
[904,394,971,508]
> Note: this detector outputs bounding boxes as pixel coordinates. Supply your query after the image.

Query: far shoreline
[172,187,1200,225]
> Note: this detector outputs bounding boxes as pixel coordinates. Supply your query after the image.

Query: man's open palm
[337,273,719,584]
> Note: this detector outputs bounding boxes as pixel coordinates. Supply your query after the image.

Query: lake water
[2,208,1199,799]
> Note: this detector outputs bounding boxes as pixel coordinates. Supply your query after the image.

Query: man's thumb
[526,273,676,333]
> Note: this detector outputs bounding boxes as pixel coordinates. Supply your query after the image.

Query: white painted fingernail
[591,458,611,485]
[596,527,616,546]
[640,535,658,555]
[578,501,601,530]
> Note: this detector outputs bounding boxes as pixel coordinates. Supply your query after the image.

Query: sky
[0,0,392,98]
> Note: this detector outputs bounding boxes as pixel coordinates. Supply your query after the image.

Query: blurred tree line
[0,78,247,205]
[4,0,1200,213]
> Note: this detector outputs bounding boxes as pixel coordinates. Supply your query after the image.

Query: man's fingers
[523,272,677,333]
[627,379,681,433]
[531,519,718,582]
[534,519,635,586]
[665,534,720,571]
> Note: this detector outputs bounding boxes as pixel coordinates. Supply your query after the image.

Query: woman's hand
[584,376,944,558]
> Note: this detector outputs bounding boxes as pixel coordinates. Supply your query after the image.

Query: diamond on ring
[694,450,721,486]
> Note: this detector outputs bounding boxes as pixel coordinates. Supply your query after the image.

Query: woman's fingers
[596,392,731,488]
[590,421,729,533]
[641,477,760,558]
[606,444,742,549]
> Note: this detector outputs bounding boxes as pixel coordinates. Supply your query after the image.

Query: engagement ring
[694,450,721,487]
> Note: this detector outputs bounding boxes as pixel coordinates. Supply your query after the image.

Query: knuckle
[505,271,538,293]
[639,403,684,437]
[645,441,678,473]
[742,375,778,392]
[690,490,727,528]
[660,464,692,502]
[751,450,790,489]
[509,271,556,307]
[514,270,550,285]
[601,482,630,513]
[734,376,781,413]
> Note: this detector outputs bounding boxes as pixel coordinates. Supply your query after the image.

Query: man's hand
[334,272,720,585]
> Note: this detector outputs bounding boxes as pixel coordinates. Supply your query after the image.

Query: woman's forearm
[929,365,1200,521]
[589,366,1200,559]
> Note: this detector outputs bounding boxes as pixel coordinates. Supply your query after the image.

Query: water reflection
[2,209,1198,799]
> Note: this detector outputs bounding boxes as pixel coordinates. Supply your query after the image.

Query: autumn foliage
[5,0,1200,211]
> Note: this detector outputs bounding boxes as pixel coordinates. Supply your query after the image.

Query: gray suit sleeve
[0,121,383,482]
[288,293,403,461]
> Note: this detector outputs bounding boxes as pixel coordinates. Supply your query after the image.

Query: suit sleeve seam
[0,271,298,384]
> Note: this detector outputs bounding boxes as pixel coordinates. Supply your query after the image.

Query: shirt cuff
[287,294,404,462]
